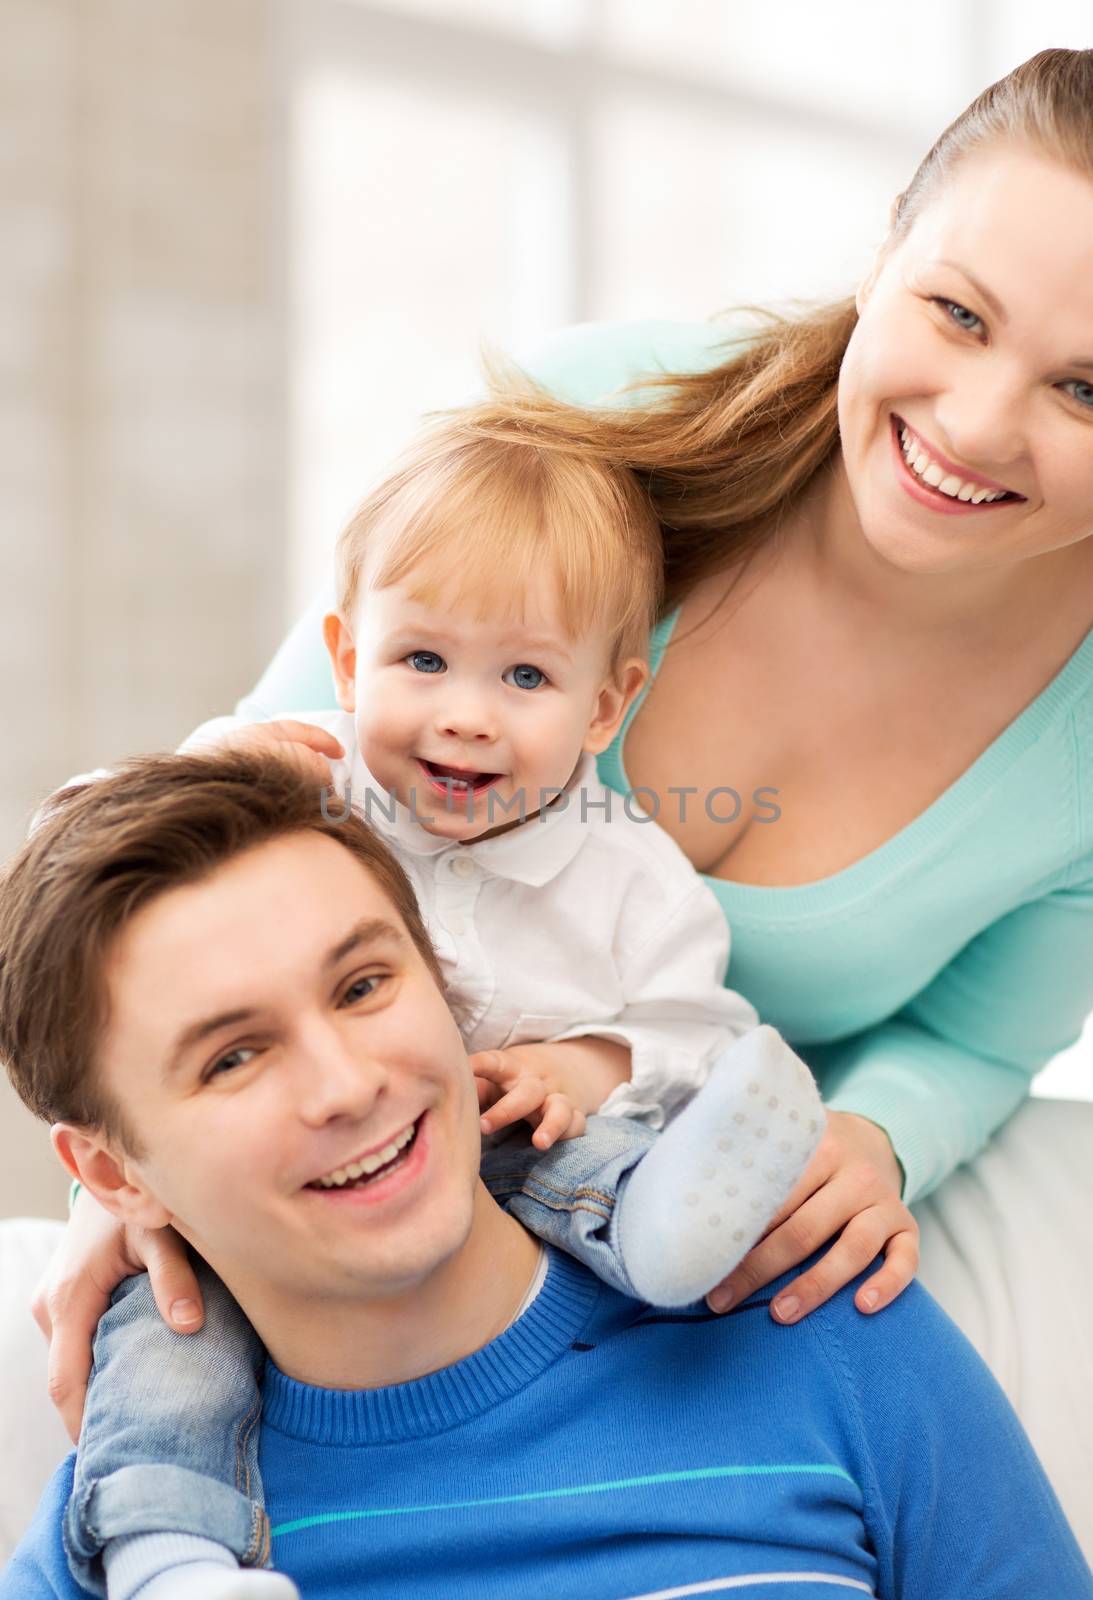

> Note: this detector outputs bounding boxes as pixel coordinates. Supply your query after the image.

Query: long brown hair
[472,48,1093,616]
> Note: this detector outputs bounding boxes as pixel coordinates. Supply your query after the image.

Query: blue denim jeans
[64,1260,269,1595]
[64,1115,654,1593]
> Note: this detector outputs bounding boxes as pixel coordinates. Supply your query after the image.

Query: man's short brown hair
[0,751,443,1151]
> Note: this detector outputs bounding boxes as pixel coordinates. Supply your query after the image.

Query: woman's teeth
[313,1122,417,1189]
[898,424,1010,503]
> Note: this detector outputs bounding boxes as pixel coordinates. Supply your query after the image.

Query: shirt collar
[461,752,596,886]
[347,749,597,887]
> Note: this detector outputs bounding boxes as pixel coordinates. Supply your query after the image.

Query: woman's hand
[471,1045,588,1150]
[31,1186,203,1444]
[705,1109,919,1322]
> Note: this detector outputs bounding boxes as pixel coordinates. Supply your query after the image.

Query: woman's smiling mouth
[891,416,1026,514]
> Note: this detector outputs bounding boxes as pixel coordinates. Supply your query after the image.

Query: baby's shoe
[104,1532,300,1600]
[135,1567,300,1599]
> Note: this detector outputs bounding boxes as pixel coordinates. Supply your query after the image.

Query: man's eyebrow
[164,917,407,1077]
[321,915,408,970]
[164,1007,261,1079]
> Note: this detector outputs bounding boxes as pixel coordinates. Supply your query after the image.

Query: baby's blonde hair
[335,400,664,674]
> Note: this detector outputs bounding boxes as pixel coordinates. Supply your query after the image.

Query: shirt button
[446,915,467,936]
[449,855,477,879]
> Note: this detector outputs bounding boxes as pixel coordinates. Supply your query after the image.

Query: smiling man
[1,751,1090,1600]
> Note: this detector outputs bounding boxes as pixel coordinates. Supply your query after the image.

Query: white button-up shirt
[185,709,758,1129]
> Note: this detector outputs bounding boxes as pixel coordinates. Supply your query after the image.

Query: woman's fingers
[853,1224,920,1314]
[134,1226,204,1333]
[42,1276,113,1444]
[707,1164,916,1317]
[764,1201,918,1324]
[30,1270,53,1342]
[710,1164,908,1312]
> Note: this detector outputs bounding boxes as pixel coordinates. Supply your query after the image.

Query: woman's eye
[407,651,445,674]
[939,299,984,334]
[206,1046,257,1081]
[1060,378,1093,411]
[342,975,380,1005]
[503,663,547,691]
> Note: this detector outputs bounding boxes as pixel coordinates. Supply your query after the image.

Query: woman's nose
[936,363,1027,472]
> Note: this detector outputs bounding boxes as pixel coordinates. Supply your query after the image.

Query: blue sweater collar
[260,1248,600,1445]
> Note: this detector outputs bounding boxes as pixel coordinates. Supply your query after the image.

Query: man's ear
[52,1124,171,1232]
[583,659,648,757]
[323,611,357,714]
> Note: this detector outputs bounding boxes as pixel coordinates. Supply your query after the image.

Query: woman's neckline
[606,605,1093,912]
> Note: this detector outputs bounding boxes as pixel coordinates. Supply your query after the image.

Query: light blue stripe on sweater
[271,1461,857,1538]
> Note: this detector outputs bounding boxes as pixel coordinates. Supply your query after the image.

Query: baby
[70,407,825,1600]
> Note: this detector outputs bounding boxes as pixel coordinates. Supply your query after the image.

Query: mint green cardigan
[239,319,1093,1204]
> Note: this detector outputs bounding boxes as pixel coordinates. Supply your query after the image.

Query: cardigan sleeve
[819,867,1093,1203]
[235,584,338,721]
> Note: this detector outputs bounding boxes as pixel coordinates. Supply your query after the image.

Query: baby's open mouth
[418,759,501,793]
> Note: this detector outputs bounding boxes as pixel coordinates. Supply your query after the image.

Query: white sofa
[2,1097,1092,1570]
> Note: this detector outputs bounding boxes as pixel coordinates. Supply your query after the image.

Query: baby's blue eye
[504,664,546,691]
[407,651,445,674]
[942,300,983,333]
[1061,378,1093,410]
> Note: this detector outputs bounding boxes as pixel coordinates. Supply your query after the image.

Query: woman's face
[837,142,1093,578]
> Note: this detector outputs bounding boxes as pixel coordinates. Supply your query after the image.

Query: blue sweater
[6,1251,1090,1599]
[240,319,1093,1204]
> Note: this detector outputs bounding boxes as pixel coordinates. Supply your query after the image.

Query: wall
[0,0,287,1216]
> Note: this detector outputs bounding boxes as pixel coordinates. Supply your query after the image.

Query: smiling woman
[836,143,1093,578]
[244,46,1093,1351]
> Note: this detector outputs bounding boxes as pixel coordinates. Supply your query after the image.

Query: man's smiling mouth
[307,1116,422,1191]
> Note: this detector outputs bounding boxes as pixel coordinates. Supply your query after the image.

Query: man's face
[97,831,483,1312]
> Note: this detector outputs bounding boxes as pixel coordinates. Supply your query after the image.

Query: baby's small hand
[214,720,345,786]
[470,1045,588,1150]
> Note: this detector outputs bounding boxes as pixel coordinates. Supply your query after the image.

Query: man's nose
[292,1016,389,1126]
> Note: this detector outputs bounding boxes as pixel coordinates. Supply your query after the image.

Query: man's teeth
[898,425,1009,503]
[315,1122,416,1188]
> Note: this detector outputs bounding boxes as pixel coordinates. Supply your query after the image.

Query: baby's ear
[51,1124,172,1232]
[323,611,357,713]
[583,659,648,756]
